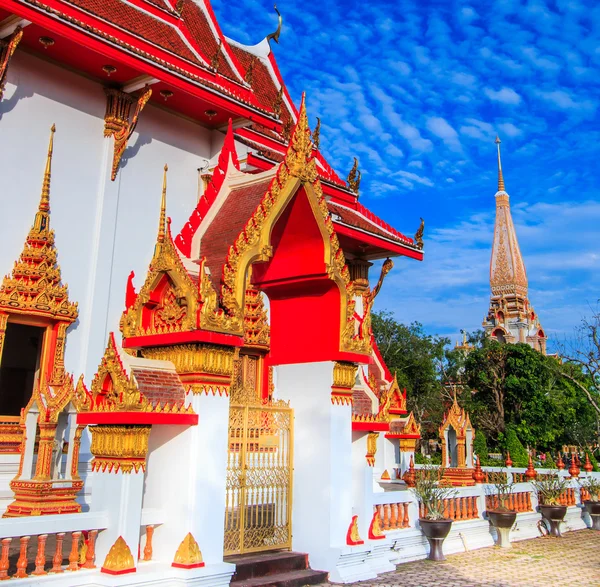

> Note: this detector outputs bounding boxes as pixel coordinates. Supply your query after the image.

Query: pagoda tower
[482,137,547,353]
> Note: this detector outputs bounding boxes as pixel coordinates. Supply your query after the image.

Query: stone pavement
[320,530,600,586]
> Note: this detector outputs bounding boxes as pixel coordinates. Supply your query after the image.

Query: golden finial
[158,164,168,244]
[347,157,361,195]
[495,135,505,192]
[266,5,282,45]
[313,117,321,149]
[40,124,56,213]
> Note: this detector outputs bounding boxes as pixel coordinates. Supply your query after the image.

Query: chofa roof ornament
[266,5,282,45]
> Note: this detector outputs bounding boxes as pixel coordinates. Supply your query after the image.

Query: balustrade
[418,496,479,521]
[0,530,98,579]
[373,503,410,531]
[485,491,532,512]
[141,524,155,562]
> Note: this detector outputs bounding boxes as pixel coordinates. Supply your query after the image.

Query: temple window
[492,329,506,344]
[0,322,45,416]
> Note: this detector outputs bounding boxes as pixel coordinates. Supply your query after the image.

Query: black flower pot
[419,518,452,561]
[539,505,567,537]
[487,510,517,548]
[584,501,600,531]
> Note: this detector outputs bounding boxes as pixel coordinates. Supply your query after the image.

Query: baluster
[403,502,410,528]
[51,533,65,573]
[0,538,11,580]
[14,536,30,578]
[82,530,97,569]
[472,497,478,518]
[33,534,48,576]
[143,525,154,562]
[527,492,532,511]
[515,493,520,512]
[467,496,473,518]
[68,532,81,571]
[390,503,398,529]
[463,497,469,519]
[382,504,390,530]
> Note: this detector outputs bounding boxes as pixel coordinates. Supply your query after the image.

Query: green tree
[371,311,449,438]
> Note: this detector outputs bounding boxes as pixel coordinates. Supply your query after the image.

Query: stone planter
[419,518,452,561]
[584,500,600,531]
[539,505,567,537]
[487,510,517,548]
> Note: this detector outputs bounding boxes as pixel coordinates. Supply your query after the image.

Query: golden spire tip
[158,164,168,243]
[495,135,505,192]
[40,124,56,213]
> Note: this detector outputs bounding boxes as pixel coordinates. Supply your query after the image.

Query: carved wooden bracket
[104,86,152,181]
[0,26,23,101]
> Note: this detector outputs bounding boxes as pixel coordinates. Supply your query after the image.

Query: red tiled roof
[229,44,292,123]
[328,202,413,246]
[201,179,272,287]
[66,0,204,65]
[132,365,187,406]
[180,0,237,80]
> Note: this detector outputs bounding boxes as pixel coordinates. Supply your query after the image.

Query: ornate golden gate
[224,357,293,555]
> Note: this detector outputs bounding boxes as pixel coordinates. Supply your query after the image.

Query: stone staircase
[226,551,328,587]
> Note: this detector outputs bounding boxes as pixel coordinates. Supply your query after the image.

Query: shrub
[503,427,529,467]
[544,452,557,469]
[473,430,490,466]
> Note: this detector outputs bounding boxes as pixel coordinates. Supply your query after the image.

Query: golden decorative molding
[104,86,152,181]
[0,125,78,324]
[346,515,363,546]
[333,362,358,389]
[0,26,23,101]
[90,425,151,474]
[26,377,75,426]
[273,86,283,118]
[244,56,255,85]
[101,536,135,575]
[141,343,235,377]
[243,283,270,347]
[366,432,378,466]
[76,334,147,413]
[331,393,353,406]
[172,532,204,569]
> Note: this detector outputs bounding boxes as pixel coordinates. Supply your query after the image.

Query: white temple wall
[0,51,217,382]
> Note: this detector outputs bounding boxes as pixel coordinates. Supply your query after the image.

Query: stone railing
[373,503,410,530]
[537,488,576,507]
[418,495,479,522]
[485,492,532,512]
[0,512,107,579]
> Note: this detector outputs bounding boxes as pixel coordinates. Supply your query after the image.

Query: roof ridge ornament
[285,93,317,182]
[414,217,424,250]
[157,164,168,246]
[266,5,282,45]
[495,135,505,192]
[347,157,361,196]
[0,25,23,102]
[313,117,321,149]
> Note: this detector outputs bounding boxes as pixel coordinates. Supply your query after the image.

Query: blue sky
[215,0,600,346]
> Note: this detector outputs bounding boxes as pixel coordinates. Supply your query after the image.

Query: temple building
[0,1,428,584]
[483,137,547,353]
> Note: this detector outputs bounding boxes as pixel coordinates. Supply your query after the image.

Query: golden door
[224,358,293,555]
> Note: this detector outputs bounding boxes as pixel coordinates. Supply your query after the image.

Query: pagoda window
[0,322,45,416]
[447,426,458,467]
[492,328,506,344]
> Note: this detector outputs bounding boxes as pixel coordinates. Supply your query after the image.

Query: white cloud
[484,87,522,105]
[393,170,435,188]
[426,117,462,151]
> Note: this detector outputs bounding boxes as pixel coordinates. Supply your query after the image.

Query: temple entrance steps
[226,551,328,587]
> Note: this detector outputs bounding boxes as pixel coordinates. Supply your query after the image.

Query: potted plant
[532,473,570,537]
[486,475,517,548]
[413,467,457,561]
[579,475,600,530]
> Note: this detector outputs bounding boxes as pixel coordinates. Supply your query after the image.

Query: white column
[142,392,231,566]
[92,468,145,567]
[276,362,352,572]
[351,432,373,540]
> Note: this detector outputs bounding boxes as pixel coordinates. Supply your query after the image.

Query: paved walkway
[322,530,600,586]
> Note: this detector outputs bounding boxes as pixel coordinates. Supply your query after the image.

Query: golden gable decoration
[121,166,199,339]
[214,95,369,355]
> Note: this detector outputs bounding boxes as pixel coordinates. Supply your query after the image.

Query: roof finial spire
[495,135,505,192]
[158,164,168,244]
[266,5,282,45]
[40,124,56,213]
